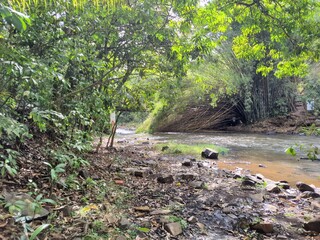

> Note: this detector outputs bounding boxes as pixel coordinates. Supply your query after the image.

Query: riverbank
[109,135,320,239]
[226,109,320,135]
[1,134,320,239]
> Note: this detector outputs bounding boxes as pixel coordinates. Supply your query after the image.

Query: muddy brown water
[116,129,320,187]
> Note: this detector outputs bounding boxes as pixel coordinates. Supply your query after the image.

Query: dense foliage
[140,0,320,131]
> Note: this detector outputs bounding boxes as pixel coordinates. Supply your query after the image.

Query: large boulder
[201,148,219,160]
[296,182,315,192]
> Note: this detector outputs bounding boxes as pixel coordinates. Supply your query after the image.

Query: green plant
[85,178,97,190]
[43,161,66,193]
[65,174,81,190]
[167,215,188,229]
[27,179,39,194]
[2,200,25,215]
[50,149,89,170]
[156,142,228,157]
[300,124,320,136]
[0,148,19,177]
[29,224,51,240]
[285,144,319,161]
[0,4,31,32]
[256,181,267,189]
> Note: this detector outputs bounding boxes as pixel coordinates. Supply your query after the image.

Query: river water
[116,129,320,187]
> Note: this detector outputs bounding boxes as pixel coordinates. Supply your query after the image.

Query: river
[116,129,320,187]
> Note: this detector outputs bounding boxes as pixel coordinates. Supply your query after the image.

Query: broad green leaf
[29,224,50,240]
[285,147,296,157]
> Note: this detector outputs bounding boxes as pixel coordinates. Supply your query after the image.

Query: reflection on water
[116,129,320,187]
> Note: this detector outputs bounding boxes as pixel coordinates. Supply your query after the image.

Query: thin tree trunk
[106,111,122,149]
[95,122,106,153]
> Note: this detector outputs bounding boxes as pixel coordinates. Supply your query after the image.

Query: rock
[189,181,203,189]
[118,217,130,230]
[79,169,89,179]
[179,173,196,181]
[158,156,169,161]
[303,218,320,232]
[222,206,236,214]
[3,192,49,222]
[206,182,219,191]
[276,235,288,239]
[164,222,182,236]
[278,182,290,190]
[196,222,207,234]
[300,191,320,199]
[201,148,219,160]
[252,222,274,233]
[134,206,151,212]
[311,199,320,210]
[125,167,151,178]
[296,182,315,192]
[258,164,266,168]
[285,188,299,199]
[266,183,281,193]
[241,179,256,187]
[150,209,172,215]
[187,216,197,223]
[250,193,264,203]
[105,214,118,224]
[233,173,242,179]
[134,170,147,178]
[182,161,193,167]
[279,180,289,183]
[135,232,148,240]
[157,175,174,184]
[243,175,264,185]
[197,162,204,168]
[115,236,126,240]
[250,175,265,184]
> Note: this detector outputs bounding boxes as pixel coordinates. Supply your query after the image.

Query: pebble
[164,222,182,236]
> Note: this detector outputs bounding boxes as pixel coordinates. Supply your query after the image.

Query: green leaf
[43,162,52,168]
[40,198,57,205]
[285,147,296,157]
[10,15,27,31]
[136,227,150,233]
[50,169,57,181]
[29,224,50,240]
[1,6,30,31]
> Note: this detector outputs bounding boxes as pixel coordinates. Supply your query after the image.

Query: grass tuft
[155,142,228,157]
